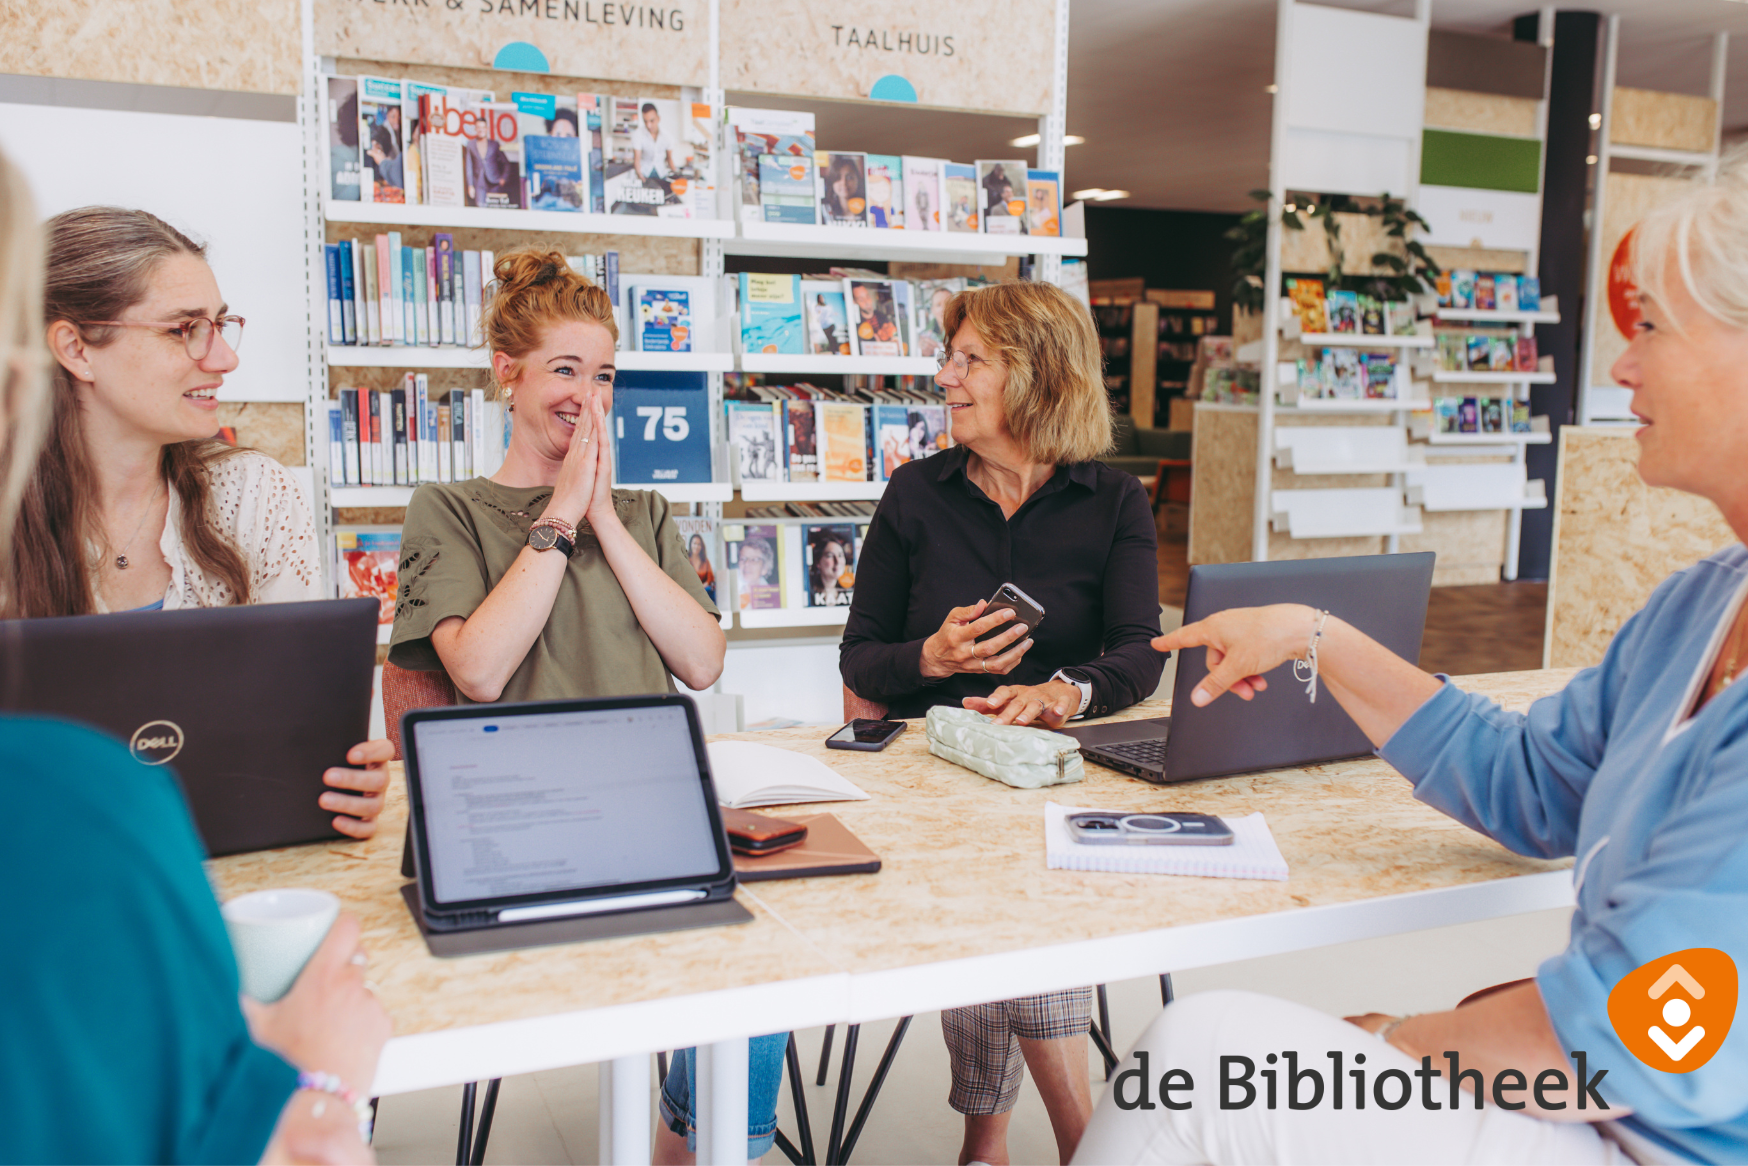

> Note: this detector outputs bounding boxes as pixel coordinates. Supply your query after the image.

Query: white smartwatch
[1051,668,1093,718]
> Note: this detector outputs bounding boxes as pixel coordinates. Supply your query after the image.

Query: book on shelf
[802,523,858,607]
[1285,277,1327,334]
[1459,398,1479,433]
[357,76,408,204]
[612,371,711,485]
[463,250,483,345]
[335,527,400,625]
[633,286,692,352]
[361,242,379,344]
[418,91,469,208]
[1516,336,1537,372]
[338,243,357,344]
[818,151,869,227]
[1325,289,1358,334]
[902,156,943,232]
[728,401,783,484]
[673,515,720,606]
[1479,397,1505,434]
[515,91,585,212]
[326,77,362,202]
[1511,400,1531,433]
[818,401,869,482]
[324,246,344,344]
[738,272,805,355]
[802,279,851,355]
[607,96,702,217]
[1026,169,1061,237]
[1496,275,1518,313]
[390,382,409,483]
[1450,270,1476,310]
[1475,273,1496,312]
[1358,293,1383,336]
[1434,397,1460,434]
[1386,300,1416,336]
[1465,334,1490,371]
[466,102,525,209]
[401,81,441,206]
[727,106,817,224]
[378,234,398,343]
[864,154,903,228]
[785,400,819,482]
[1518,278,1540,311]
[844,278,907,357]
[912,278,962,359]
[975,160,1028,236]
[579,94,606,213]
[725,522,785,610]
[944,162,979,232]
[435,234,455,345]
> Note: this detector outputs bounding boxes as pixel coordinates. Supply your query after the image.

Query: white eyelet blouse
[92,451,324,612]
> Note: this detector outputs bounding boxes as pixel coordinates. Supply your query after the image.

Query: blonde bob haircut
[943,281,1113,466]
[1631,145,1748,332]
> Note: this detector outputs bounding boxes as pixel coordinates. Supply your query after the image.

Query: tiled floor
[1155,518,1548,676]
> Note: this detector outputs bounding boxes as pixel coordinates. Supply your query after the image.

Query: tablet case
[731,813,881,882]
[399,883,752,957]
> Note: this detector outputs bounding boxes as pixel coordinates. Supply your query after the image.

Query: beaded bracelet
[1292,609,1331,704]
[297,1070,374,1143]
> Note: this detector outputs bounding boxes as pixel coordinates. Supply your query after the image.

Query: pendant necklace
[111,483,163,571]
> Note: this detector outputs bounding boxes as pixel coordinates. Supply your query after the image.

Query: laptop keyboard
[1096,739,1167,768]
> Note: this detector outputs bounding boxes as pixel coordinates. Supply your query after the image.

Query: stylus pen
[498,888,707,923]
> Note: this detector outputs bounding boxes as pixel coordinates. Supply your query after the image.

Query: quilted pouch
[924,706,1085,789]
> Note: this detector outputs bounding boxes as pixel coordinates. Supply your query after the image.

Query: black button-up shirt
[840,445,1165,719]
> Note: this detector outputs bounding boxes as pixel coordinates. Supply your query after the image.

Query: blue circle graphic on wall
[494,42,550,73]
[869,75,918,103]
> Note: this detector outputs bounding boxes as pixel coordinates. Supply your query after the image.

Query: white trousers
[1071,991,1651,1166]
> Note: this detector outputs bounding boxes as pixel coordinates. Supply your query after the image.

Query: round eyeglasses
[91,315,246,360]
[934,348,997,378]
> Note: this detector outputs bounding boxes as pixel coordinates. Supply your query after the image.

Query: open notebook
[1044,802,1289,881]
[706,741,872,809]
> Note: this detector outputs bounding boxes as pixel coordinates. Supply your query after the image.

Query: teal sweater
[0,716,297,1163]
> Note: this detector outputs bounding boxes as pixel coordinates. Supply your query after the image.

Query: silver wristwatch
[1051,668,1093,718]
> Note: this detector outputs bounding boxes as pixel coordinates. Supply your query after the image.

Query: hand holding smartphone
[973,583,1046,644]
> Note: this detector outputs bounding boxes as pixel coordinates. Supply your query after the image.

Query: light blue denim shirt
[1380,545,1748,1165]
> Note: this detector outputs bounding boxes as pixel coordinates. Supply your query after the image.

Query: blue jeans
[658,1033,788,1157]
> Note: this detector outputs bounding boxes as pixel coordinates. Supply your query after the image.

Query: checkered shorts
[941,988,1094,1115]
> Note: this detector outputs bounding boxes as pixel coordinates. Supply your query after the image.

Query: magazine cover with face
[674,516,719,605]
[913,278,963,359]
[804,523,858,607]
[728,106,816,222]
[786,400,819,482]
[818,151,869,227]
[358,76,408,203]
[803,280,851,355]
[336,527,400,624]
[977,160,1029,235]
[726,523,783,609]
[865,155,903,228]
[1026,169,1061,237]
[607,97,696,216]
[944,162,978,232]
[844,279,903,357]
[464,102,524,209]
[728,401,783,483]
[326,77,361,202]
[902,156,943,231]
[515,91,583,211]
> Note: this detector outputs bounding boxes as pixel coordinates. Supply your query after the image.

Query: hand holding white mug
[919,599,1033,679]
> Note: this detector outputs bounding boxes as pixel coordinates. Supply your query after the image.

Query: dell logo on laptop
[129,720,185,766]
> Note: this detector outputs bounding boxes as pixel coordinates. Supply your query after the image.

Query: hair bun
[493,249,573,297]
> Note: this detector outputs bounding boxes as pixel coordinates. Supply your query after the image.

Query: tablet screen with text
[411,704,722,907]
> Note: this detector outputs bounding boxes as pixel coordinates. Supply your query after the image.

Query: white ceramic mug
[222,888,341,1003]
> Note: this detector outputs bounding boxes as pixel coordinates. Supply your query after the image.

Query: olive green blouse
[389,479,719,703]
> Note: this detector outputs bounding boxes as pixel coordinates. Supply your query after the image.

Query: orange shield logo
[1607,948,1737,1073]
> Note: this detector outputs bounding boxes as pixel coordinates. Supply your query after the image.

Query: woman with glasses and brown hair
[840,280,1164,1166]
[11,206,392,839]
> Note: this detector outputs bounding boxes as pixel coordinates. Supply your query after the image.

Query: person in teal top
[0,150,389,1162]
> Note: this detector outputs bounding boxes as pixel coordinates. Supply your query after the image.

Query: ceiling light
[1091,189,1130,201]
[1589,112,1602,129]
[1283,202,1297,212]
[1265,84,1279,93]
[1008,133,1085,148]
[1587,154,1599,165]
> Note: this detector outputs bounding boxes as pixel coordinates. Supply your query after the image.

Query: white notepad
[1044,802,1289,881]
[706,740,872,809]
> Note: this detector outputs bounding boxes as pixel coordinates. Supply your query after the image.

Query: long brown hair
[11,207,250,616]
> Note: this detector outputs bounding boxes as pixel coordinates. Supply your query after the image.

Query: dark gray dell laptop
[0,599,378,855]
[1062,553,1435,783]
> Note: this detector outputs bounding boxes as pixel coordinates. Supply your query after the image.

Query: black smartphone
[826,718,906,751]
[973,582,1046,645]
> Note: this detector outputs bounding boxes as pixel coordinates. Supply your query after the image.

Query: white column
[1253,0,1293,562]
[597,1055,652,1166]
[694,1037,749,1166]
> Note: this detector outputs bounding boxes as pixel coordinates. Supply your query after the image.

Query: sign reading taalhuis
[721,0,1055,116]
[314,0,709,88]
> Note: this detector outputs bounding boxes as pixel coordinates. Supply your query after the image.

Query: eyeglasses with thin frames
[89,315,246,361]
[934,348,999,378]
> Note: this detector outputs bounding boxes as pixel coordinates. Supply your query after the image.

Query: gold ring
[981,658,989,673]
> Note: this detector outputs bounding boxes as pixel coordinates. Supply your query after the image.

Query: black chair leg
[774,1129,806,1165]
[1160,973,1175,1006]
[816,1023,836,1086]
[824,1024,860,1165]
[1095,984,1117,1080]
[837,1017,912,1165]
[657,1050,669,1086]
[469,1078,501,1166]
[785,1033,817,1165]
[368,1098,379,1145]
[455,1081,477,1166]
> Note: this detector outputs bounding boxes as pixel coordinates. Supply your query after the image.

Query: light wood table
[207,669,1579,1164]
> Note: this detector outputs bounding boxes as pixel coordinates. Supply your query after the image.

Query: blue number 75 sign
[611,371,713,485]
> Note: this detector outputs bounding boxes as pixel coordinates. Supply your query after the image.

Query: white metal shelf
[1418,431,1551,446]
[1407,467,1548,512]
[331,481,732,507]
[738,480,887,502]
[1281,397,1431,413]
[325,200,736,238]
[1295,332,1433,349]
[324,345,732,372]
[727,220,1087,265]
[1269,488,1424,539]
[736,606,852,629]
[738,353,938,376]
[1431,370,1557,385]
[1609,143,1713,168]
[1434,308,1560,325]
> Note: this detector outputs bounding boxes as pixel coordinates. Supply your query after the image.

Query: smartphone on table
[973,582,1046,644]
[1066,812,1234,845]
[721,807,810,855]
[826,718,906,751]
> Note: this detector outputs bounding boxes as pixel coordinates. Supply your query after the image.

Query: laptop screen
[411,703,723,908]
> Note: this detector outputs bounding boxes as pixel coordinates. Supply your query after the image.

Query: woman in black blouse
[839,280,1163,1165]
